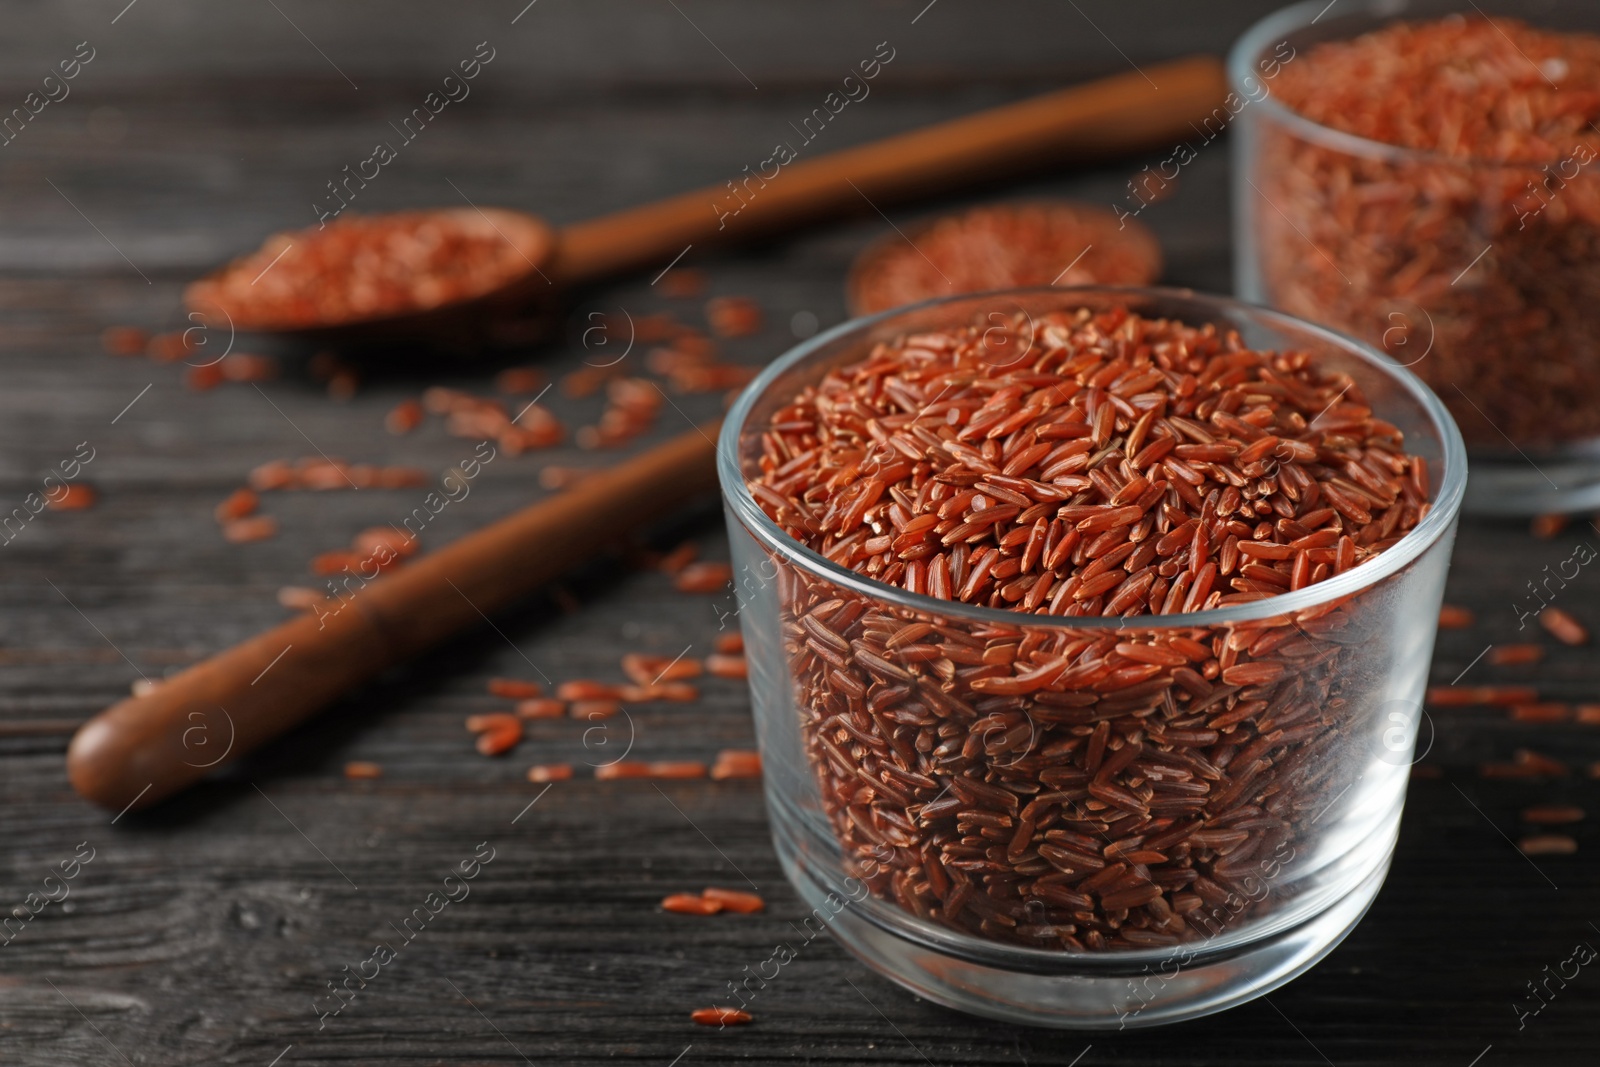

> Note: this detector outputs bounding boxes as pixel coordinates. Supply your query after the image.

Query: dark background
[0,1,1594,1063]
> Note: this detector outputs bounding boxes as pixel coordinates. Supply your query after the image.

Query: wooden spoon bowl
[183,207,558,352]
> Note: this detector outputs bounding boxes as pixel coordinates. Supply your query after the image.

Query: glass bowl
[716,286,1466,1028]
[1231,0,1600,515]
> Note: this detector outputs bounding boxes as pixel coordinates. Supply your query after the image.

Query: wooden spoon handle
[67,424,723,812]
[553,55,1225,286]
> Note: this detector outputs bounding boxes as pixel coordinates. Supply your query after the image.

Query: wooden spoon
[184,57,1227,348]
[68,422,723,813]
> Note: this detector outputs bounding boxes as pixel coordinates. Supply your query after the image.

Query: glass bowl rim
[717,284,1468,632]
[1230,0,1596,170]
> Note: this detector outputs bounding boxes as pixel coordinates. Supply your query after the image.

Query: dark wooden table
[2,2,1595,1063]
